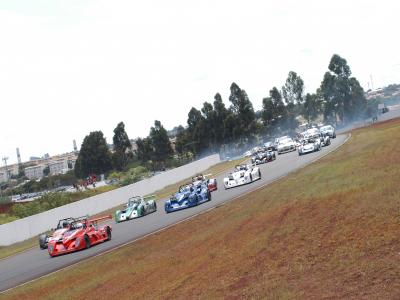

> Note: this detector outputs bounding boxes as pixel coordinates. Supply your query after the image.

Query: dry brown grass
[4,119,400,299]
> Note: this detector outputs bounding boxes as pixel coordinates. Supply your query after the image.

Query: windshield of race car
[127,199,141,208]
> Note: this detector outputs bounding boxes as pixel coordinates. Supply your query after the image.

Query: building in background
[24,165,44,180]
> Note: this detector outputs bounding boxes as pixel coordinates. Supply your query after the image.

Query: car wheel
[258,169,261,179]
[39,234,48,250]
[106,227,112,241]
[84,235,91,249]
[154,201,157,211]
[208,191,211,201]
[249,174,253,182]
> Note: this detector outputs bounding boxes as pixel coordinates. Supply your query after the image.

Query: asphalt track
[0,134,350,293]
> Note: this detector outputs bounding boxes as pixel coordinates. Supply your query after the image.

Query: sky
[1,0,399,165]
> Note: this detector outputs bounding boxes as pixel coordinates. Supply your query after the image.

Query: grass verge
[4,118,400,299]
[0,157,247,260]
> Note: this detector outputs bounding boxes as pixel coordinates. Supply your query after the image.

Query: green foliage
[150,120,174,162]
[9,186,116,220]
[302,93,320,123]
[228,82,257,141]
[282,71,304,105]
[112,122,133,171]
[261,87,286,134]
[319,54,367,124]
[136,137,154,162]
[75,131,112,178]
[119,166,149,186]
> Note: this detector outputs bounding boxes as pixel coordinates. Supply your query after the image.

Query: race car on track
[251,148,276,165]
[192,173,218,192]
[115,195,157,223]
[223,164,261,189]
[298,137,321,155]
[319,125,336,138]
[320,133,331,147]
[47,215,112,257]
[38,217,85,249]
[264,141,277,152]
[165,182,211,213]
[277,137,296,154]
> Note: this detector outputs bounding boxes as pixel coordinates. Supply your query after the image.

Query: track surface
[0,134,347,292]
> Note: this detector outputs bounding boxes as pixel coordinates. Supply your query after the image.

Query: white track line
[1,134,351,295]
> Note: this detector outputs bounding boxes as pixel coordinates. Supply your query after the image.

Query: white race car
[277,137,296,154]
[223,164,261,189]
[298,138,321,155]
[319,125,336,138]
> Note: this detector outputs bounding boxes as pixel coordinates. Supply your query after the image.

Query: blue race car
[164,182,211,213]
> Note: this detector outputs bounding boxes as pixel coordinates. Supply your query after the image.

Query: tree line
[75,54,370,178]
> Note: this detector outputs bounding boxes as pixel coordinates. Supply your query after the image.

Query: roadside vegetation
[5,116,400,299]
[0,186,116,225]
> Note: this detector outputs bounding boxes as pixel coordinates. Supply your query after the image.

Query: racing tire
[154,201,157,211]
[39,234,48,250]
[333,133,336,138]
[249,174,253,182]
[106,227,112,241]
[208,191,211,201]
[84,235,91,249]
[258,169,261,179]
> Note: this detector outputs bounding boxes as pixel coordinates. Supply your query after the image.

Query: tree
[187,107,206,154]
[319,71,338,124]
[174,125,190,157]
[213,93,229,144]
[302,93,320,123]
[112,122,132,171]
[74,131,112,178]
[320,54,367,124]
[135,137,153,162]
[261,87,286,133]
[201,101,215,149]
[282,71,304,105]
[149,120,173,162]
[228,82,257,140]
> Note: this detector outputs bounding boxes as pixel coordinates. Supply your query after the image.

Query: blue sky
[1,0,399,164]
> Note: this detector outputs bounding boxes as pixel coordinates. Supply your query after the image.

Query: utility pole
[370,74,374,90]
[2,156,9,181]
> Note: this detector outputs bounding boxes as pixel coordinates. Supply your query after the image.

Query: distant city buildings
[24,165,44,180]
[0,152,78,183]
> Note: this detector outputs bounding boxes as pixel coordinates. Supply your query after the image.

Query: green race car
[115,195,157,223]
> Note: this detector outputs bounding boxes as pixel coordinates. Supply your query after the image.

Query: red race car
[192,173,218,192]
[48,215,112,257]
